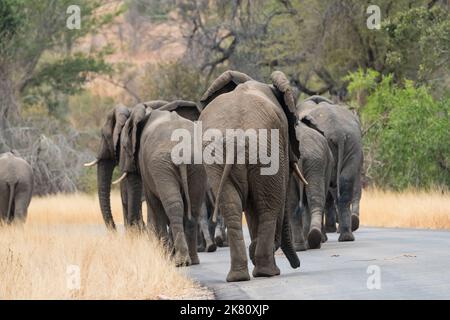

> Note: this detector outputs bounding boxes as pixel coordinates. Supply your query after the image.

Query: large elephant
[297,96,363,241]
[0,151,33,224]
[199,70,301,282]
[116,104,208,266]
[84,101,168,231]
[286,120,334,251]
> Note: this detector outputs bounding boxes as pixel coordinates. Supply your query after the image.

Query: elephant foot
[351,214,360,232]
[226,268,251,282]
[252,264,280,278]
[307,228,322,250]
[338,231,355,242]
[190,255,200,265]
[215,235,224,247]
[175,254,192,267]
[197,244,206,253]
[294,242,308,252]
[321,231,328,243]
[206,242,217,253]
[325,224,337,233]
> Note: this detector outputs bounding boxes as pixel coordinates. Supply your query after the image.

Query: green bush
[358,72,449,190]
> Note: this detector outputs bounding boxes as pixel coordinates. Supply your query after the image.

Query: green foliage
[1,0,122,119]
[343,68,380,110]
[356,71,450,190]
[22,53,112,118]
[384,6,449,86]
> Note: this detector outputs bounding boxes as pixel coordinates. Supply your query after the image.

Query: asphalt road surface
[188,227,450,299]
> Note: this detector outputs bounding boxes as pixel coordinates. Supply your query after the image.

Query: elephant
[84,100,168,231]
[150,100,221,253]
[286,120,334,251]
[116,103,208,266]
[199,70,301,282]
[0,151,33,225]
[297,95,363,241]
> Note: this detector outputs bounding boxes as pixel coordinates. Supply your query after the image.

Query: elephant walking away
[298,96,363,240]
[116,104,208,266]
[154,100,227,253]
[286,121,334,250]
[0,152,33,225]
[84,101,168,231]
[199,70,301,282]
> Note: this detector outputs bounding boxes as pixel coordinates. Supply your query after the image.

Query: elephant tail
[212,163,233,224]
[336,137,345,198]
[179,164,192,221]
[6,182,16,223]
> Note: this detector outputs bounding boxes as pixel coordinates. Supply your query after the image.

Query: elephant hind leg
[10,186,31,225]
[250,175,283,278]
[159,193,191,267]
[184,214,200,264]
[146,192,169,245]
[337,174,355,242]
[219,184,250,282]
[325,191,337,233]
[199,201,216,252]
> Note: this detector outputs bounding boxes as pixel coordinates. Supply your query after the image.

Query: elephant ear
[200,70,253,108]
[98,104,129,160]
[271,71,296,114]
[270,71,300,160]
[300,114,325,136]
[120,104,148,173]
[113,105,131,151]
[159,100,202,121]
[142,100,169,110]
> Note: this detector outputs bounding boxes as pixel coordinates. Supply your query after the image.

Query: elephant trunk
[97,159,116,230]
[281,212,301,269]
[126,172,144,231]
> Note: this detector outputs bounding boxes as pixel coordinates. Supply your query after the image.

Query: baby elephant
[0,152,34,224]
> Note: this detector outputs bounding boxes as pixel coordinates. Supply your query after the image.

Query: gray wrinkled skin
[297,97,363,241]
[0,152,33,225]
[120,107,208,267]
[199,70,300,282]
[287,122,334,251]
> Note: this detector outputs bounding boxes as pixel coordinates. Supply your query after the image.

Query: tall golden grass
[361,188,450,230]
[0,193,211,300]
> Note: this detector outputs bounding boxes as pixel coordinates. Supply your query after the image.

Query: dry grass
[0,193,211,300]
[361,188,450,230]
[27,192,125,225]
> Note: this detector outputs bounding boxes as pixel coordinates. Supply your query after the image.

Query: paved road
[188,227,450,299]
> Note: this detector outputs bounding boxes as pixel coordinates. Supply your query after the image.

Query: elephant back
[158,100,202,122]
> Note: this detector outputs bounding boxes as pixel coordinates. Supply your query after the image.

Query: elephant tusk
[112,172,128,185]
[293,163,308,185]
[84,159,99,167]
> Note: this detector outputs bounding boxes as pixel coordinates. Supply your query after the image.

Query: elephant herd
[0,70,363,283]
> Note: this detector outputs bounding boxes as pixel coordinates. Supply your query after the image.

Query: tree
[178,0,449,100]
[350,71,450,189]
